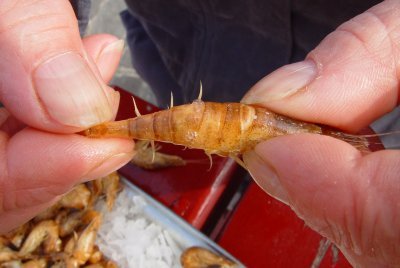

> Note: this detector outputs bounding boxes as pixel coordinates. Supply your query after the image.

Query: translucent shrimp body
[82,100,342,157]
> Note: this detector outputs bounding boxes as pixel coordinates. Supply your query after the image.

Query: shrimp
[57,210,85,238]
[18,220,61,256]
[0,260,21,268]
[180,246,237,268]
[59,184,91,210]
[93,172,120,211]
[20,258,47,268]
[83,99,370,167]
[87,246,102,264]
[72,213,102,265]
[0,244,18,263]
[3,223,30,249]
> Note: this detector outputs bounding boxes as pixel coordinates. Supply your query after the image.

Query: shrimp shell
[83,100,369,158]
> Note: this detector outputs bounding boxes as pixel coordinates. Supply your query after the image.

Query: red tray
[215,127,383,267]
[114,87,240,229]
[217,182,352,267]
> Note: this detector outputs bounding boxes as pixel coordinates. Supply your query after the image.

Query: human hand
[242,0,400,266]
[0,0,134,233]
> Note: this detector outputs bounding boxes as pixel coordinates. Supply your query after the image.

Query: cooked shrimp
[87,179,104,206]
[87,246,102,264]
[18,220,61,256]
[33,204,60,222]
[180,246,237,268]
[63,235,76,256]
[3,223,30,249]
[59,184,91,210]
[21,258,46,268]
[0,260,21,268]
[72,213,102,265]
[57,210,85,238]
[65,257,80,268]
[0,246,18,263]
[100,172,120,211]
[83,99,370,166]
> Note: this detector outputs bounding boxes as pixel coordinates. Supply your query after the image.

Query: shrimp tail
[322,128,371,152]
[82,120,132,139]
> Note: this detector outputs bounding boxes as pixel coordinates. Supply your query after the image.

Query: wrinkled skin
[1,0,400,267]
[243,1,400,267]
[0,0,134,233]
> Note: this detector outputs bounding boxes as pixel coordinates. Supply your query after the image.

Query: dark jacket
[122,0,380,106]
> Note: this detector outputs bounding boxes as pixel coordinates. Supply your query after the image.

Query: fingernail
[243,151,289,204]
[97,39,124,64]
[33,52,113,127]
[242,60,317,104]
[85,152,134,180]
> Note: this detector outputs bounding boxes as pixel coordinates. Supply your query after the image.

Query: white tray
[123,178,244,266]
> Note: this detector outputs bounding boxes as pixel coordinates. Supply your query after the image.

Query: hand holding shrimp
[83,94,370,167]
[243,2,400,267]
[85,1,400,267]
[0,0,133,234]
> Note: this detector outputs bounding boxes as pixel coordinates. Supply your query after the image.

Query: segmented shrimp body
[83,100,368,157]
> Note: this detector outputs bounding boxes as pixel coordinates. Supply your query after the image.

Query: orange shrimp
[181,246,237,268]
[83,97,372,167]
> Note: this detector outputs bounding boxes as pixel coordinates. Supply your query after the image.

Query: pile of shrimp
[0,172,120,268]
[0,143,187,268]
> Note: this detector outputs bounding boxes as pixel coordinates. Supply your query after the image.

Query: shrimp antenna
[132,97,142,117]
[231,155,247,170]
[197,81,203,100]
[205,151,213,171]
[150,140,156,162]
[170,92,174,108]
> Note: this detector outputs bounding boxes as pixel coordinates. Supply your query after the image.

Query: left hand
[0,0,134,234]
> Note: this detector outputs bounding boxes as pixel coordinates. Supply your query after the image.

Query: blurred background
[86,0,156,105]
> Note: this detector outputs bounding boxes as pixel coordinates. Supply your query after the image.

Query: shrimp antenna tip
[205,151,213,171]
[150,140,156,162]
[132,97,142,117]
[197,81,203,100]
[232,156,247,170]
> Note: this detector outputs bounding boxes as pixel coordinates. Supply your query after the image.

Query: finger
[0,0,118,133]
[242,0,400,132]
[244,137,400,266]
[82,34,124,84]
[0,128,134,233]
[0,198,59,235]
[0,108,25,136]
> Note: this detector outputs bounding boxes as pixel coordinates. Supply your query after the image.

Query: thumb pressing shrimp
[82,89,375,168]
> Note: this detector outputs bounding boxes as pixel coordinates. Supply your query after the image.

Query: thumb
[242,0,400,132]
[244,135,400,266]
[0,0,117,133]
[242,1,400,266]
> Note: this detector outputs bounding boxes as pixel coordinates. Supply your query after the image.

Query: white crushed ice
[96,189,183,268]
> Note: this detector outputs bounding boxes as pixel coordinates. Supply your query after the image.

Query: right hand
[242,0,400,266]
[0,0,134,233]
